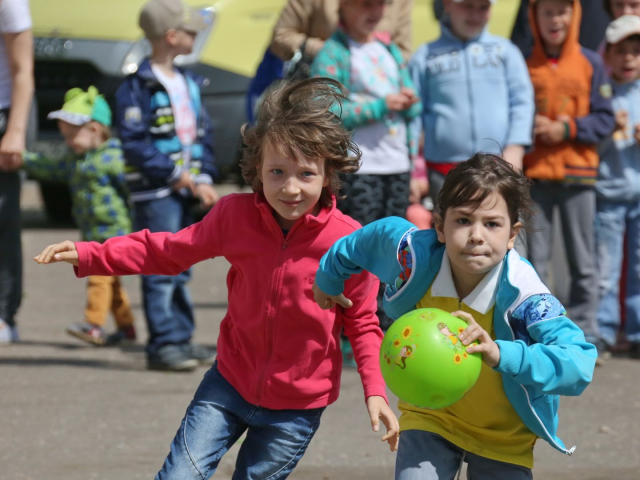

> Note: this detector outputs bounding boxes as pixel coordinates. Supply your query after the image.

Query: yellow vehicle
[30,0,520,220]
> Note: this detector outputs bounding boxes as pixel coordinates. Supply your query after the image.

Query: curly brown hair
[436,153,535,227]
[240,77,362,208]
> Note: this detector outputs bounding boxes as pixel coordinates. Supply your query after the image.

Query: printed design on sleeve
[394,230,415,291]
[511,294,567,343]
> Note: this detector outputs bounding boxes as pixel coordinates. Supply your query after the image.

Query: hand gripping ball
[380,308,482,409]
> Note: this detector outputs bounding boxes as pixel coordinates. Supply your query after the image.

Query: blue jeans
[595,199,640,346]
[0,171,22,327]
[396,431,532,480]
[134,194,195,354]
[156,363,325,480]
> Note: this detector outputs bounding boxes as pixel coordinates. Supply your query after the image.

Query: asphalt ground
[0,181,638,480]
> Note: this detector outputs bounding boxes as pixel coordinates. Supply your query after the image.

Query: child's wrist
[562,121,571,140]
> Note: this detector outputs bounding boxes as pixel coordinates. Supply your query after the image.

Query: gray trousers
[527,182,599,341]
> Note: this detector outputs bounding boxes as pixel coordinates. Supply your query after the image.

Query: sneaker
[147,344,199,371]
[66,322,106,346]
[594,339,612,366]
[105,325,137,346]
[0,319,13,345]
[181,343,216,365]
[629,342,640,359]
[341,337,357,369]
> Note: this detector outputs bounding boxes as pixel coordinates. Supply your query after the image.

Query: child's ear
[508,222,522,250]
[434,213,446,244]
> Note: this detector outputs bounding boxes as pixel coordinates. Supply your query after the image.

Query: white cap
[606,15,640,45]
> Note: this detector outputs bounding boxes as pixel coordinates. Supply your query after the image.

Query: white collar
[430,252,503,315]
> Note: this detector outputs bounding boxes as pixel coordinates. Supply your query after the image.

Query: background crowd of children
[1,0,639,366]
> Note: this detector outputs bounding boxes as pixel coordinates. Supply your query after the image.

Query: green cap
[47,86,112,127]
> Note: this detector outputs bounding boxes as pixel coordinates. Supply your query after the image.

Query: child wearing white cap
[595,14,640,359]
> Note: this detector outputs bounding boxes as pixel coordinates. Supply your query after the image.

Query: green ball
[380,308,482,409]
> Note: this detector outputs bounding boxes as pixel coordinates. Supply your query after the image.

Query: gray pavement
[1,181,639,480]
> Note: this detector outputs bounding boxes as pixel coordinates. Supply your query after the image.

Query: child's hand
[451,310,500,368]
[386,93,410,111]
[502,145,524,172]
[311,278,352,309]
[172,170,196,194]
[195,183,220,208]
[409,177,428,204]
[400,87,419,106]
[616,110,629,132]
[536,120,566,146]
[366,395,399,452]
[33,240,79,266]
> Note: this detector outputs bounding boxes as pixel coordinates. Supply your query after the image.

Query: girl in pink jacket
[34,78,397,480]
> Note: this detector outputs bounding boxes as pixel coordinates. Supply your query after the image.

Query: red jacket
[75,193,387,409]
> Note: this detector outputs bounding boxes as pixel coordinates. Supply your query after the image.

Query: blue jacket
[115,59,217,202]
[315,217,596,455]
[597,79,640,202]
[409,22,535,162]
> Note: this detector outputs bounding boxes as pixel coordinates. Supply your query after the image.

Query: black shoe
[594,339,612,366]
[147,345,199,371]
[629,342,640,359]
[181,343,216,365]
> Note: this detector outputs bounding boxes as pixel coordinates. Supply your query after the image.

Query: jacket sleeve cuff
[194,174,213,185]
[167,165,185,186]
[494,340,524,376]
[74,242,91,278]
[314,269,346,296]
[364,388,389,405]
[567,118,578,140]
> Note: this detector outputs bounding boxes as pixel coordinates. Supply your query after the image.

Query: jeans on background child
[595,200,640,349]
[156,363,325,480]
[395,431,532,480]
[134,194,195,355]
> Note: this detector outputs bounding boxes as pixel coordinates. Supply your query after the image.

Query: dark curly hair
[436,152,535,226]
[240,77,362,208]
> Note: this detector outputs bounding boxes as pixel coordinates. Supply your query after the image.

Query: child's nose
[282,177,301,195]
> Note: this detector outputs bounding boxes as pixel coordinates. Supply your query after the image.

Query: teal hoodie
[310,29,422,158]
[316,217,597,455]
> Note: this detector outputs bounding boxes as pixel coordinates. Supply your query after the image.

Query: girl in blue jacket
[313,153,596,479]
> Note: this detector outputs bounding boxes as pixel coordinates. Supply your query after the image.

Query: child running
[33,78,398,479]
[22,86,136,346]
[313,153,597,479]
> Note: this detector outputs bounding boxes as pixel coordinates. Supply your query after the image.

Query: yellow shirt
[399,285,537,468]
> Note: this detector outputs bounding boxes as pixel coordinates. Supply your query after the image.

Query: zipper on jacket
[254,225,300,405]
[463,45,477,151]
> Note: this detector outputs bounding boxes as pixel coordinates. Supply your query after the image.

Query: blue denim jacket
[316,217,596,455]
[115,59,217,202]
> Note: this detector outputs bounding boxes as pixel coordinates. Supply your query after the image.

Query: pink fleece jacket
[75,193,387,409]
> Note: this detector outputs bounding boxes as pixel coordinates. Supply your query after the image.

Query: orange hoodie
[525,0,614,184]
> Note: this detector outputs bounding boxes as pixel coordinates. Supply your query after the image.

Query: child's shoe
[594,339,612,366]
[341,337,357,369]
[66,322,106,346]
[105,324,137,346]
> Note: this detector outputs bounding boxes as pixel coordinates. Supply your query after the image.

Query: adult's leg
[558,187,599,342]
[232,405,325,480]
[594,201,626,347]
[156,364,250,480]
[427,170,446,212]
[395,431,464,480]
[0,170,22,330]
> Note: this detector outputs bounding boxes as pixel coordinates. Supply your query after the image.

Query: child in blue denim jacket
[313,153,596,479]
[596,15,640,359]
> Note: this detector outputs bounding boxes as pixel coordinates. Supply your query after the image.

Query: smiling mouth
[280,200,302,206]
